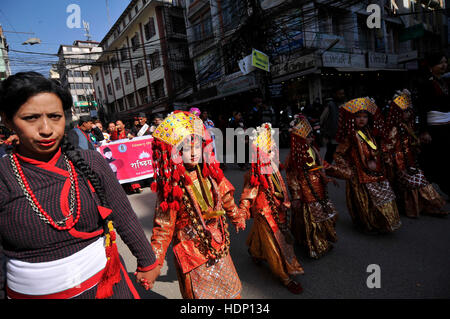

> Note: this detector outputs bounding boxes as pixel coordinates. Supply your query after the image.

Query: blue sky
[1,0,131,75]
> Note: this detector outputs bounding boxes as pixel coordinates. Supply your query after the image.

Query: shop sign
[398,50,418,63]
[268,83,283,98]
[252,49,270,72]
[271,54,316,78]
[322,52,366,68]
[74,101,90,107]
[368,52,398,68]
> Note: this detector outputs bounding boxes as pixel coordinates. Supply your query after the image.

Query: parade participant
[0,72,160,299]
[110,120,142,194]
[285,115,339,258]
[93,120,109,146]
[136,113,151,136]
[149,113,164,135]
[67,115,104,150]
[326,97,401,233]
[107,121,116,135]
[416,52,450,197]
[239,123,304,294]
[321,86,347,164]
[189,107,201,117]
[150,111,246,299]
[130,116,140,136]
[385,90,447,218]
[110,119,134,141]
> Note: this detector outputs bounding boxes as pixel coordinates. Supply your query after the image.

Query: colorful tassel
[172,185,183,200]
[150,181,158,193]
[96,221,121,299]
[160,201,169,212]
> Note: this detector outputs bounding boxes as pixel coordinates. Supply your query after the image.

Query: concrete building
[267,0,448,108]
[90,0,193,122]
[181,0,448,121]
[57,40,103,126]
[0,25,12,81]
[182,0,258,112]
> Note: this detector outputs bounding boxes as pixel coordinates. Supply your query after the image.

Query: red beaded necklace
[10,153,81,231]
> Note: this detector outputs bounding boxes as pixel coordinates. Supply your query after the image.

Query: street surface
[117,148,450,299]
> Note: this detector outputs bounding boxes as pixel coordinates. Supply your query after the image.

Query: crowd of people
[0,51,448,299]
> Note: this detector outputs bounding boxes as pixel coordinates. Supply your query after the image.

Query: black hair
[61,138,109,209]
[425,51,447,68]
[0,72,73,120]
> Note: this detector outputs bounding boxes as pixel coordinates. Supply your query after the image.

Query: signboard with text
[97,136,154,184]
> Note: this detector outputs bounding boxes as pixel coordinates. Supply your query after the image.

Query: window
[144,18,156,40]
[124,70,131,85]
[135,60,145,78]
[104,65,109,75]
[95,73,99,81]
[221,0,244,31]
[114,77,121,90]
[172,16,186,35]
[117,98,125,112]
[152,80,165,99]
[131,33,140,51]
[138,87,149,104]
[191,15,212,41]
[127,93,135,108]
[107,83,112,95]
[97,87,103,100]
[120,46,128,61]
[111,57,118,69]
[149,51,161,70]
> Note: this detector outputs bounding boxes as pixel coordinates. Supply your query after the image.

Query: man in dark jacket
[321,87,346,163]
[67,115,104,150]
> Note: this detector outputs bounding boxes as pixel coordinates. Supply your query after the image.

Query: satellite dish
[22,38,42,45]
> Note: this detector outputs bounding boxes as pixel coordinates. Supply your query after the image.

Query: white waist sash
[427,111,450,125]
[7,237,107,296]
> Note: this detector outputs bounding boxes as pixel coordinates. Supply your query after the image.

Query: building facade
[182,0,448,124]
[91,0,193,122]
[57,40,103,126]
[267,0,448,110]
[0,26,12,81]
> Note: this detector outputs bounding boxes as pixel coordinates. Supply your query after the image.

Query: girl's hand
[135,264,162,290]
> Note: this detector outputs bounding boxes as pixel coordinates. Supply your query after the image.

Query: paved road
[117,148,450,299]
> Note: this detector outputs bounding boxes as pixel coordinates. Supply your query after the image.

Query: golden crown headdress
[393,91,412,110]
[291,115,312,139]
[153,111,206,147]
[341,97,378,115]
[251,123,275,154]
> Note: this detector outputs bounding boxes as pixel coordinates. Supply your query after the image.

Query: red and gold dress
[384,92,446,218]
[327,97,401,233]
[286,116,338,258]
[239,163,304,287]
[149,111,246,299]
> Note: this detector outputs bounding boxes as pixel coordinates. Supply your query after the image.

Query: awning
[271,67,319,83]
[335,68,407,72]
